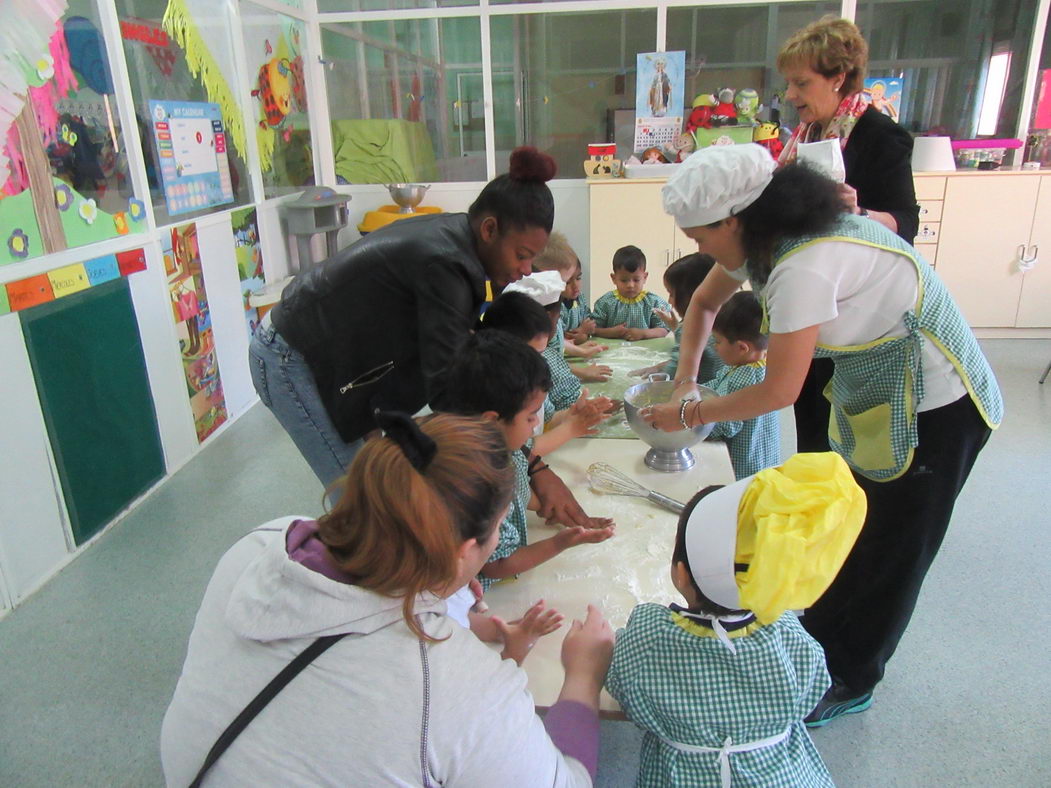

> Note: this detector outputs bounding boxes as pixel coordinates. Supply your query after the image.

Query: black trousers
[801,394,992,695]
[794,358,835,453]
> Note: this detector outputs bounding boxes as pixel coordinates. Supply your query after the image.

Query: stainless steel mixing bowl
[623,379,718,472]
[386,183,430,213]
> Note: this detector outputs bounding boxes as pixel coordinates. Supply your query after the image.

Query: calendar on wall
[634,117,682,151]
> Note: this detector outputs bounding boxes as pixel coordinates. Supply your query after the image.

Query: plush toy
[641,147,669,164]
[734,88,761,126]
[754,120,784,161]
[711,87,737,127]
[685,93,717,134]
[667,132,696,163]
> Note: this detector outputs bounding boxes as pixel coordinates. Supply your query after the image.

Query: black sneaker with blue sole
[804,684,874,728]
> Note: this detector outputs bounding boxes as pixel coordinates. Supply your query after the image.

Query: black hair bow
[374,410,437,472]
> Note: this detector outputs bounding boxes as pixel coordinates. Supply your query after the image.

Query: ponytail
[469,146,556,233]
[738,163,842,285]
[317,413,514,641]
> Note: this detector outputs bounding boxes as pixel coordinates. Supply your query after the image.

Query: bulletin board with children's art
[0,4,147,267]
[162,221,228,442]
[240,3,313,197]
[231,206,265,339]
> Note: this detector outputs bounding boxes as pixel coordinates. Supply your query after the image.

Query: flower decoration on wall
[113,212,129,235]
[78,198,98,225]
[55,183,73,211]
[36,54,55,81]
[7,229,31,259]
[128,198,146,222]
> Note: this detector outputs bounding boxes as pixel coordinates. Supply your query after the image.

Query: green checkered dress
[665,328,726,383]
[591,291,671,330]
[703,362,781,480]
[478,446,532,592]
[770,214,1003,481]
[606,604,833,788]
[544,329,582,411]
[560,295,590,333]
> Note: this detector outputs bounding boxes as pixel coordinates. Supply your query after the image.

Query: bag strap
[189,633,347,788]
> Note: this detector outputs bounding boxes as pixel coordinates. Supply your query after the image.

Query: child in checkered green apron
[533,232,613,383]
[444,331,615,592]
[702,292,780,480]
[591,245,672,340]
[607,453,865,788]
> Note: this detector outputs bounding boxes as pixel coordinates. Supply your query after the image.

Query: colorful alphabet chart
[150,100,234,216]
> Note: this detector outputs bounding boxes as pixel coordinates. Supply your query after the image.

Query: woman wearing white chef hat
[607,452,866,787]
[642,142,1003,726]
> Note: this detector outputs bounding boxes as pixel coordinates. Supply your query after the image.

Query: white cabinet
[587,179,692,303]
[934,173,1049,328]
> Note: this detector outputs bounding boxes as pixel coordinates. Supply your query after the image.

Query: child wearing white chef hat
[606,452,866,788]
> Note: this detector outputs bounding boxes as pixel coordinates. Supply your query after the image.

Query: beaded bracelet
[679,398,691,429]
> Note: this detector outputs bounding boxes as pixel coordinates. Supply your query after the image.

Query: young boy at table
[444,330,615,591]
[701,291,781,480]
[531,232,612,384]
[590,245,672,341]
[630,253,725,385]
[606,453,866,788]
[481,290,614,455]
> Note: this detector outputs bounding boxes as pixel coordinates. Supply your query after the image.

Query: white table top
[483,436,735,716]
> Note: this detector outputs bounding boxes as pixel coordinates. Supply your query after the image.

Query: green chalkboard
[20,278,165,545]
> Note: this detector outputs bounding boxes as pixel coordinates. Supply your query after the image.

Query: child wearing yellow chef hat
[606,452,866,788]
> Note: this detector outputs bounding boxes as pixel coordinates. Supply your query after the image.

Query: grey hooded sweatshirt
[160,518,592,787]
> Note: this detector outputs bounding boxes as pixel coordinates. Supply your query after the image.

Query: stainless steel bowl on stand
[622,376,718,472]
[386,183,431,213]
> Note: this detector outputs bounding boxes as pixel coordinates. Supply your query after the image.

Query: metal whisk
[586,463,685,513]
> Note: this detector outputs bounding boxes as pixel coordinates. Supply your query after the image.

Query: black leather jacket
[271,212,487,442]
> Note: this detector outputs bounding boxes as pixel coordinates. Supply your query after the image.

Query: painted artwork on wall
[864,77,905,123]
[162,221,227,442]
[231,206,264,339]
[1,14,145,266]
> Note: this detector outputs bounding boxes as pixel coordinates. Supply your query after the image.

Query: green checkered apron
[767,215,1003,481]
[665,330,726,383]
[544,329,582,411]
[479,446,532,592]
[704,363,781,480]
[591,291,671,330]
[560,295,590,333]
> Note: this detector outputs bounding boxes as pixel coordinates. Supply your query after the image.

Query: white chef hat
[662,143,776,228]
[501,270,565,306]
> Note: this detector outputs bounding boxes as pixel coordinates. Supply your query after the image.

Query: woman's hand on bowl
[641,399,688,432]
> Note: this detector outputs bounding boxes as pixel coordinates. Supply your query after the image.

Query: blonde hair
[777,15,868,97]
[533,230,579,276]
[317,413,514,641]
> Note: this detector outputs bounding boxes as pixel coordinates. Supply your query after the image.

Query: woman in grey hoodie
[161,412,611,787]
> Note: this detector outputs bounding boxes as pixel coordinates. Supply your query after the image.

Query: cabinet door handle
[1018,244,1038,272]
[664,249,670,267]
[1017,244,1026,262]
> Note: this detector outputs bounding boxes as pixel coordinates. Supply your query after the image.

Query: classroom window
[857,0,1039,138]
[489,9,658,178]
[317,1,478,13]
[322,17,485,182]
[116,0,251,225]
[0,0,146,266]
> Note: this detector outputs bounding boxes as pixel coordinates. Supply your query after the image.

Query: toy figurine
[641,147,669,164]
[685,94,717,134]
[668,132,696,163]
[734,88,761,126]
[754,120,783,161]
[711,87,737,126]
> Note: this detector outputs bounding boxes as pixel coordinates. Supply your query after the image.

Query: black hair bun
[508,146,557,183]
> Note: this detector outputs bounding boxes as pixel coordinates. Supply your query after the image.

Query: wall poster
[149,99,234,216]
[162,221,227,442]
[230,206,264,339]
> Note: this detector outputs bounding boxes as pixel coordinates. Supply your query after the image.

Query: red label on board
[117,249,147,276]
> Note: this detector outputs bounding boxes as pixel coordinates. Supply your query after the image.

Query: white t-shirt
[721,241,966,411]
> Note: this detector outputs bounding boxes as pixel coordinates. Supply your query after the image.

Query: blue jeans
[249,316,362,489]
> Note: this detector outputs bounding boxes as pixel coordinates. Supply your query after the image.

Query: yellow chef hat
[685,452,866,625]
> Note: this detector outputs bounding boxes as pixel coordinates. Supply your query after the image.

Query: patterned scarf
[778,91,871,166]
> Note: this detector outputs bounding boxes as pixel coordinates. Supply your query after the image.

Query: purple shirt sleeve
[542,700,599,779]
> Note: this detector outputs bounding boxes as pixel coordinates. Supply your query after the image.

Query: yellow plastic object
[735,453,867,624]
[357,204,442,234]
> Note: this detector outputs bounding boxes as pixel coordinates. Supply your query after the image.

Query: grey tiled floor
[1,340,1049,787]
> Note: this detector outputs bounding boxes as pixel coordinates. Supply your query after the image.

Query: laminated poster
[634,50,686,153]
[231,206,265,339]
[864,77,905,123]
[162,221,228,442]
[150,100,234,216]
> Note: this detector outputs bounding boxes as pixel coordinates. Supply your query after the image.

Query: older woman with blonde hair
[777,16,921,456]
